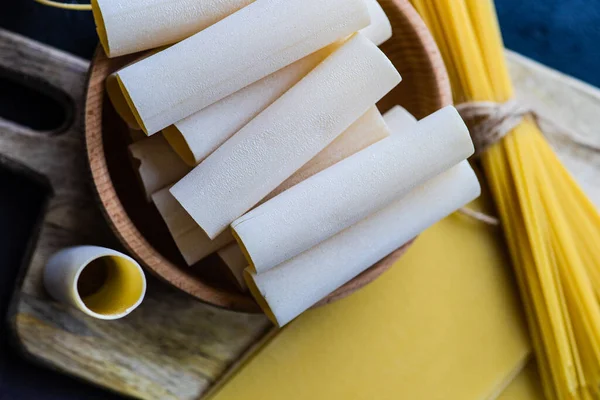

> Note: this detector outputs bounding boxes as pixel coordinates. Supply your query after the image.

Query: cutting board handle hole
[0,67,74,135]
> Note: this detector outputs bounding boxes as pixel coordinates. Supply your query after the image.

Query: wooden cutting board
[0,28,272,400]
[3,28,600,400]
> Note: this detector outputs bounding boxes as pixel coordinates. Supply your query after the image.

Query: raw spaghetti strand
[410,0,600,397]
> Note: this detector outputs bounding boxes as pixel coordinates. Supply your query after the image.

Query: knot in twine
[454,99,600,225]
[456,100,530,157]
[457,99,600,157]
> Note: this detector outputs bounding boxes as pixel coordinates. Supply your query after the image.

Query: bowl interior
[85,0,451,313]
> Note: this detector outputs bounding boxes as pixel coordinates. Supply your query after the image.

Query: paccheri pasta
[233,106,473,273]
[171,33,400,239]
[216,105,397,291]
[246,160,481,327]
[152,106,390,266]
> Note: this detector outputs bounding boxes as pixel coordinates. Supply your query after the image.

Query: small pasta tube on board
[171,33,401,239]
[162,0,393,166]
[152,187,234,266]
[91,0,255,58]
[246,160,481,327]
[112,0,371,135]
[232,106,474,273]
[44,246,146,320]
[129,134,191,201]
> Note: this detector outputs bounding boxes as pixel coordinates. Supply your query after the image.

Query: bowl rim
[83,0,451,313]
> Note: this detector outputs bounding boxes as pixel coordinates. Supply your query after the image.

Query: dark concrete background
[0,0,599,398]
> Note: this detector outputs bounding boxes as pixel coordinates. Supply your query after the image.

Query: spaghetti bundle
[410,1,600,398]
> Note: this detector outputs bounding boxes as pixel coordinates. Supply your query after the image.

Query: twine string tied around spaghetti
[456,99,600,226]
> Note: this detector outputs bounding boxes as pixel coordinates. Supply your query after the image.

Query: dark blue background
[0,1,599,398]
[497,0,600,88]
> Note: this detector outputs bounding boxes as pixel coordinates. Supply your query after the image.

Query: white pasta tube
[129,134,191,201]
[240,104,413,318]
[233,106,474,273]
[218,244,249,291]
[361,0,393,46]
[162,1,392,166]
[152,187,234,266]
[113,0,371,135]
[44,246,146,320]
[153,106,397,266]
[171,33,400,239]
[92,0,255,58]
[154,107,389,265]
[246,160,481,327]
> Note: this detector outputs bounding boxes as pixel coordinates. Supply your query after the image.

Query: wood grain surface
[0,28,271,400]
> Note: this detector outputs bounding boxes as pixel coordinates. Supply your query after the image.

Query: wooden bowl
[84,0,451,313]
